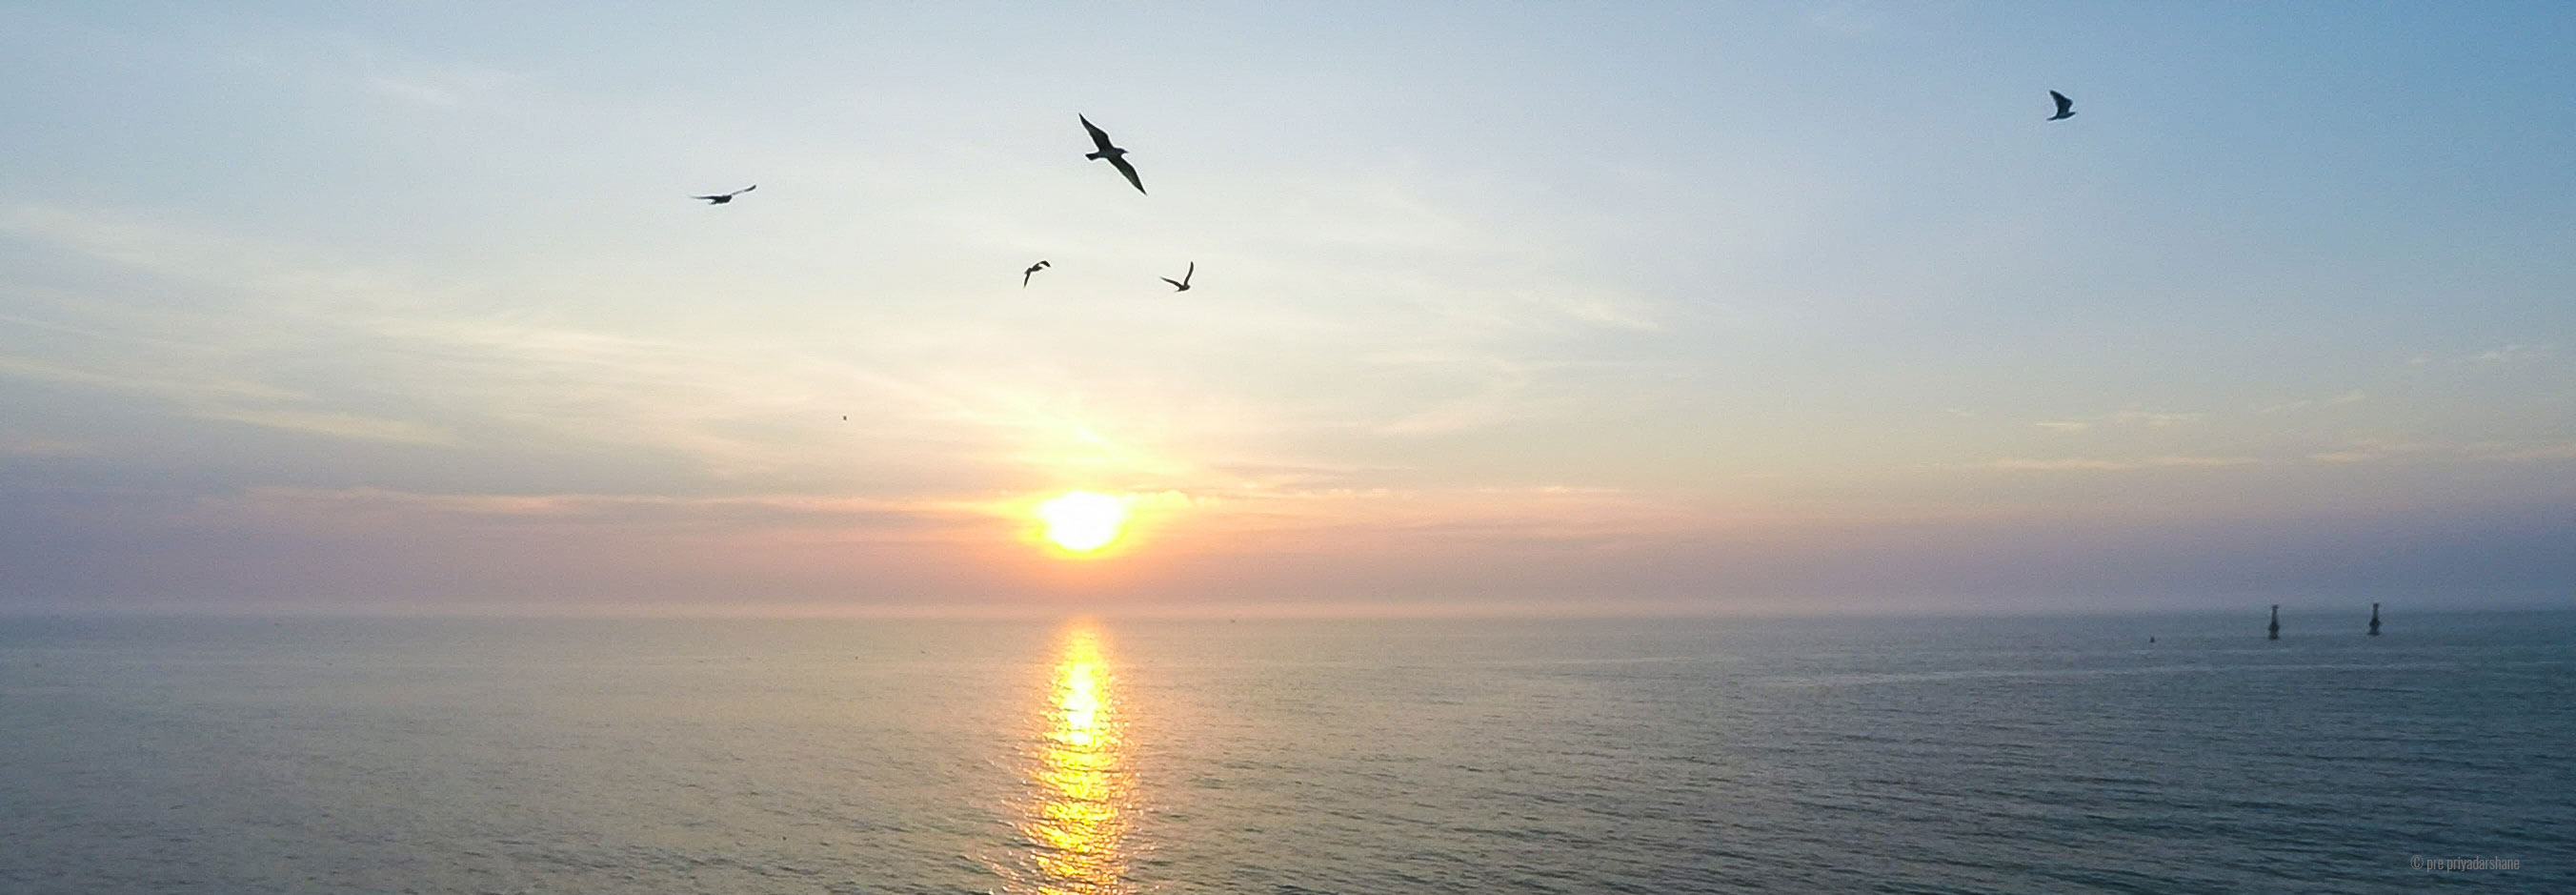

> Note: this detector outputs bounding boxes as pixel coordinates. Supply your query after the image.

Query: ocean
[1,611,2566,893]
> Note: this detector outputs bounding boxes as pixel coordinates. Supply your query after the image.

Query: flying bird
[2047,91,2076,121]
[693,185,757,204]
[1078,115,1146,194]
[1160,262,1194,293]
[1023,260,1051,287]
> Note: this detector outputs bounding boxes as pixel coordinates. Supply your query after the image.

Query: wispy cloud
[239,486,983,536]
[224,481,1718,559]
[1146,483,1710,552]
[0,354,301,404]
[1255,169,1664,336]
[8,194,1660,496]
[1376,372,1535,436]
[2312,439,2576,465]
[2409,344,2560,366]
[4,203,985,475]
[0,353,454,447]
[192,407,453,446]
[2473,344,2556,364]
[1982,456,2262,472]
[0,202,424,320]
[2471,440,2576,461]
[2257,390,2367,414]
[2034,408,2204,433]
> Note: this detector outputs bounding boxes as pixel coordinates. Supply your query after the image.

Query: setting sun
[1036,491,1129,554]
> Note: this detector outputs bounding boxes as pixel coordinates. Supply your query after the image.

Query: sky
[2,2,2571,615]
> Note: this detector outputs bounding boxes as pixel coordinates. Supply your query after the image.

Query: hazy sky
[4,2,2571,614]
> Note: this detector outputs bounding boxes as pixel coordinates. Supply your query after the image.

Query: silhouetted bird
[1079,115,1146,194]
[693,185,756,204]
[1023,260,1051,287]
[2047,91,2076,121]
[1160,262,1194,292]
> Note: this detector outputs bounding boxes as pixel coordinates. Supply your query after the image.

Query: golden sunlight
[1011,622,1133,895]
[1036,491,1129,554]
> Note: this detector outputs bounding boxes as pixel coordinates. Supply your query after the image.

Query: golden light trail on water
[1011,622,1133,895]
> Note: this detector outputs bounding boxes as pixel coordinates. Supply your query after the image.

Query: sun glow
[1036,491,1129,554]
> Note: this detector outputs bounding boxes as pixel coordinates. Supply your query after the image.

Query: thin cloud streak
[1981,456,2263,472]
[2033,409,2204,433]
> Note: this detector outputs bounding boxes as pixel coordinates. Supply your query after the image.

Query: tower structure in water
[2268,604,2281,641]
[2368,602,2382,637]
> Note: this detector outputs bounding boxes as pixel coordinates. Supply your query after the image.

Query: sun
[1036,491,1129,555]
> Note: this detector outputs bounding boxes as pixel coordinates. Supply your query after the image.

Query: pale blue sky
[3,3,2570,613]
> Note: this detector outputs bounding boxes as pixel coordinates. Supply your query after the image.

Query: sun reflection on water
[1011,621,1134,895]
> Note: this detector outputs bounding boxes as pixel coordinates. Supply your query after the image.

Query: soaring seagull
[1023,260,1051,287]
[1079,115,1146,194]
[2047,91,2076,121]
[1160,262,1194,293]
[693,185,757,204]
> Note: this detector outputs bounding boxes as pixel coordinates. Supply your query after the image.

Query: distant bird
[1079,115,1146,194]
[1160,261,1194,292]
[1023,260,1051,287]
[2046,91,2076,121]
[693,185,756,204]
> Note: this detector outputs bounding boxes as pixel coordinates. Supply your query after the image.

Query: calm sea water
[2,611,2566,894]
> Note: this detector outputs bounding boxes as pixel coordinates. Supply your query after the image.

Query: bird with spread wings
[1078,115,1146,195]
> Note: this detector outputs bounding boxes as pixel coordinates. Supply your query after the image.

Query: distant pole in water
[2268,604,2281,641]
[2368,602,2382,637]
